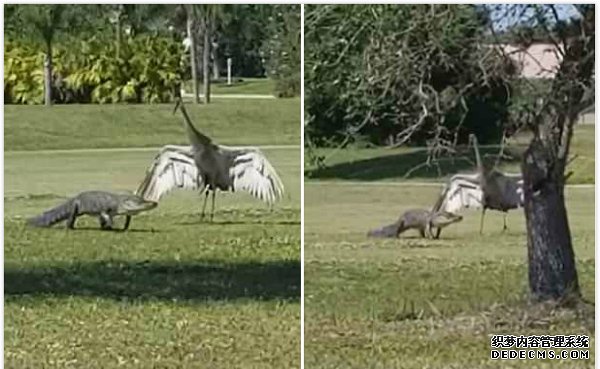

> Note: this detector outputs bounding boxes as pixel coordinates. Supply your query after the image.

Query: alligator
[27,191,157,230]
[367,208,463,239]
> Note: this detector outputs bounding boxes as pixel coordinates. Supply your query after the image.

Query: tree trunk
[522,137,579,301]
[186,12,200,104]
[43,42,53,107]
[202,14,211,104]
[521,7,594,302]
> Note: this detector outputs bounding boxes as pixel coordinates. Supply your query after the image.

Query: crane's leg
[479,208,486,235]
[502,213,508,232]
[210,190,216,222]
[200,188,210,220]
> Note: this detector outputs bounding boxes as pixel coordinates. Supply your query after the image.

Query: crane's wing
[135,146,205,202]
[434,174,483,214]
[225,147,285,204]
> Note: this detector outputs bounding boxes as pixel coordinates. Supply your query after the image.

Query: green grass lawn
[305,125,595,185]
[304,182,594,368]
[5,99,300,368]
[182,78,275,96]
[5,98,299,151]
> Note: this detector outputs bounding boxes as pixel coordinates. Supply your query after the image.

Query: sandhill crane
[135,101,285,221]
[433,134,523,233]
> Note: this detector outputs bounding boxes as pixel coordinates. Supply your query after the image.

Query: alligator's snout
[432,212,463,226]
[140,201,158,211]
[122,199,158,214]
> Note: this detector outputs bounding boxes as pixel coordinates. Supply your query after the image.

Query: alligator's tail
[367,222,400,238]
[27,199,74,227]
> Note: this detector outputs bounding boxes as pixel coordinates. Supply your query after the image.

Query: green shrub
[4,41,45,104]
[5,35,187,104]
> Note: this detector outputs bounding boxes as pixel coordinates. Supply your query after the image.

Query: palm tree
[184,5,224,104]
[13,5,67,106]
[185,5,201,104]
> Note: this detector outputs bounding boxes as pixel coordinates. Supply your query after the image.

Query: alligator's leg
[66,203,79,229]
[426,221,439,239]
[419,228,426,238]
[425,222,435,239]
[395,222,405,238]
[123,215,132,231]
[99,212,113,230]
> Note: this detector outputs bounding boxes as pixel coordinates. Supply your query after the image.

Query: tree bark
[521,6,594,302]
[202,14,211,104]
[43,41,53,106]
[522,137,579,301]
[186,10,200,104]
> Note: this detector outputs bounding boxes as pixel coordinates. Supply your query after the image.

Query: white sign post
[227,58,232,85]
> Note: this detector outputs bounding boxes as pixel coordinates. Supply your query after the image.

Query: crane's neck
[431,184,448,213]
[470,134,485,174]
[177,99,212,147]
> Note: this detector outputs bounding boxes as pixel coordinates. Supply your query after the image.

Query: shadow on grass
[306,146,523,181]
[177,220,301,226]
[26,226,164,233]
[5,259,300,302]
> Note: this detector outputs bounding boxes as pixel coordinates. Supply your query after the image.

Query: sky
[487,4,582,31]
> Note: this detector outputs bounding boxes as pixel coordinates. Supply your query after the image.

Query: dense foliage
[213,5,271,78]
[5,36,186,104]
[262,5,301,97]
[4,41,45,104]
[305,5,514,148]
[4,4,300,104]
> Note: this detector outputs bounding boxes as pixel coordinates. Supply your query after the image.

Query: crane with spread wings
[432,134,524,233]
[135,100,285,221]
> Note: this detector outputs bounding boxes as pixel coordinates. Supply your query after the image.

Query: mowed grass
[5,103,300,367]
[305,125,595,185]
[183,78,276,95]
[5,98,299,151]
[304,183,594,368]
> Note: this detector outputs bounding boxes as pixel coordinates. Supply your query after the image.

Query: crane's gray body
[27,191,157,230]
[367,209,462,239]
[192,142,253,192]
[481,170,523,211]
[468,134,524,233]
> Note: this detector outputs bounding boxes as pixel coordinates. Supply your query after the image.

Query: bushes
[4,35,186,104]
[4,41,45,104]
[263,5,301,98]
